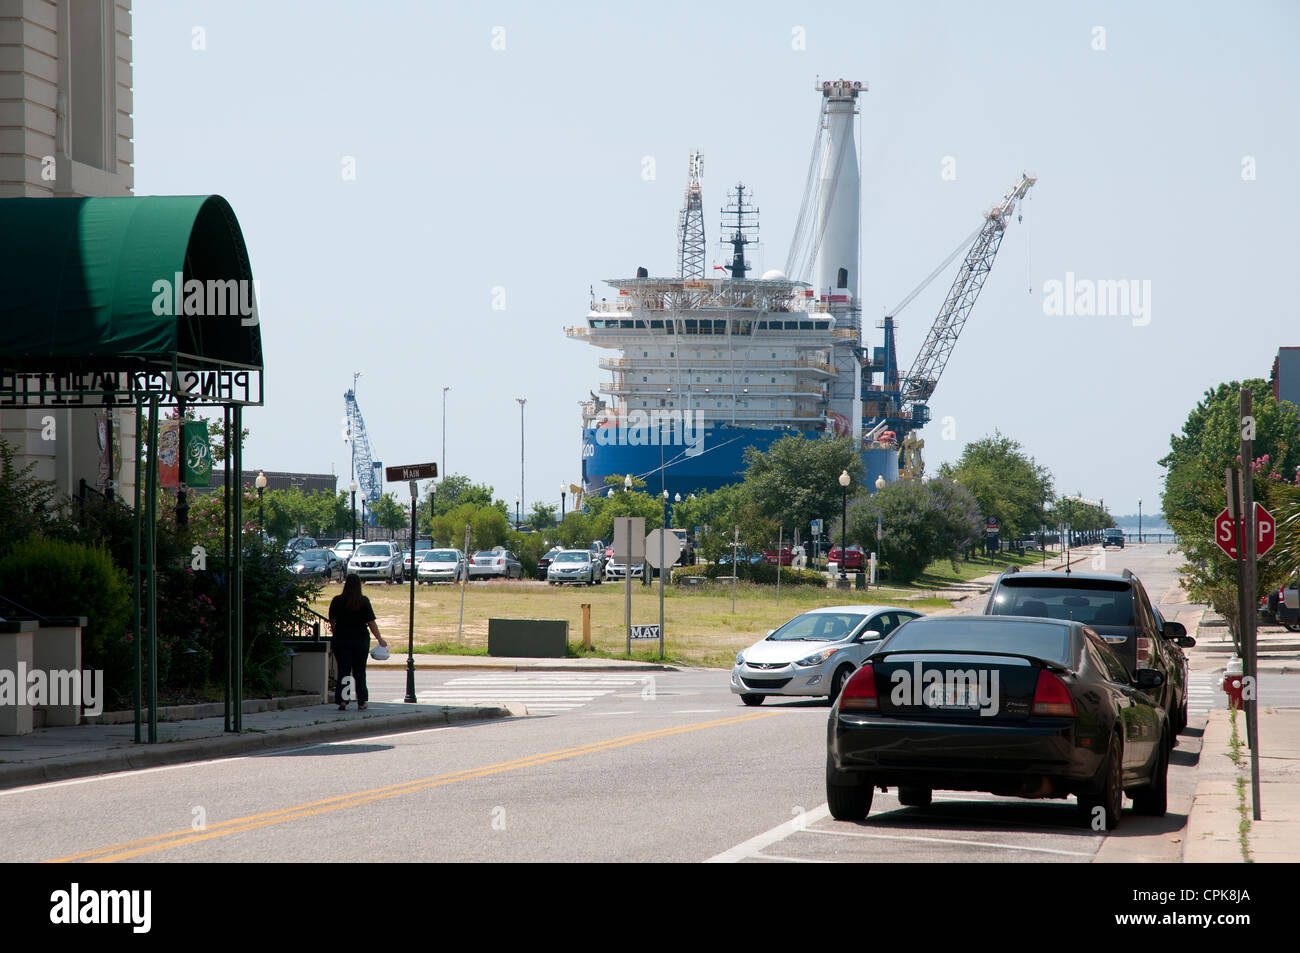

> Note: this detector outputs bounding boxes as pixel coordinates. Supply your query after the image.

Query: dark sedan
[826,615,1170,831]
[289,548,343,581]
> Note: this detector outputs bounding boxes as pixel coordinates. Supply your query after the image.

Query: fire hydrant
[1222,657,1244,709]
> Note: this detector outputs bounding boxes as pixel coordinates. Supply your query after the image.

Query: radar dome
[761,269,788,281]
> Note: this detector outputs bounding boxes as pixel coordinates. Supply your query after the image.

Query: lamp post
[874,474,886,583]
[1137,497,1142,545]
[442,385,450,478]
[624,473,633,492]
[255,471,267,540]
[516,397,526,526]
[607,488,615,499]
[560,483,567,522]
[515,496,521,531]
[350,479,358,552]
[838,469,850,579]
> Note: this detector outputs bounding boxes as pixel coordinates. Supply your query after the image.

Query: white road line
[749,853,836,863]
[705,805,833,862]
[673,709,722,714]
[799,826,1093,857]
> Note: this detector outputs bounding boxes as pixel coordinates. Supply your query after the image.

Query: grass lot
[309,549,1052,668]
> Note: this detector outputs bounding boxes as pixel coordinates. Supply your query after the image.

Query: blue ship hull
[582,426,898,499]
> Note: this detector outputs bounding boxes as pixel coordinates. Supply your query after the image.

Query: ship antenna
[720,183,758,279]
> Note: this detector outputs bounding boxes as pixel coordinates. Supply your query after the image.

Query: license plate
[930,685,980,708]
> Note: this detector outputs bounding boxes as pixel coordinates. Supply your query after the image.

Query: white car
[348,541,402,583]
[603,559,643,581]
[547,550,603,586]
[417,548,468,584]
[730,605,925,706]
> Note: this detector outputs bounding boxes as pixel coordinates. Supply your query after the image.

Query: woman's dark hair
[341,573,363,611]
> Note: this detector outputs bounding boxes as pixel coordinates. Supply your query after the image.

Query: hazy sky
[133,1,1299,519]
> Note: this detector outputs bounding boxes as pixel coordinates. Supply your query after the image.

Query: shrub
[0,537,132,695]
[670,563,825,588]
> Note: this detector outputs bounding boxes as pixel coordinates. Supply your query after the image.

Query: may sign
[1214,503,1275,560]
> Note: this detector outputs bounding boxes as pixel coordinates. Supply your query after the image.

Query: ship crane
[872,172,1036,441]
[344,386,382,524]
[677,152,706,280]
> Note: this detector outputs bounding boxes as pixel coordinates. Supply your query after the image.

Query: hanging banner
[157,420,181,487]
[183,421,213,487]
[95,411,121,491]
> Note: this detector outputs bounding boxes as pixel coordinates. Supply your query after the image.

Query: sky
[132,0,1300,520]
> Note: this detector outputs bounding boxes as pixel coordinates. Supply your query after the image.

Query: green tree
[369,492,410,538]
[526,502,557,532]
[1159,379,1300,648]
[741,433,865,543]
[846,478,980,583]
[937,430,1053,539]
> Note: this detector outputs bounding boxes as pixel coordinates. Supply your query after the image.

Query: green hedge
[671,562,826,588]
[0,537,132,689]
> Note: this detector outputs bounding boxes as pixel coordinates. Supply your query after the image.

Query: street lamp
[1137,497,1142,545]
[560,483,567,521]
[875,474,886,492]
[515,495,521,530]
[838,469,850,579]
[607,488,615,499]
[442,385,450,478]
[516,397,526,526]
[255,471,267,540]
[349,479,359,552]
[624,473,633,492]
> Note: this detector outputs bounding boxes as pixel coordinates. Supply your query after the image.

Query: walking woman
[328,573,388,710]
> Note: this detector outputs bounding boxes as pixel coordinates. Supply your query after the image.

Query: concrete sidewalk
[0,653,673,791]
[1183,617,1300,862]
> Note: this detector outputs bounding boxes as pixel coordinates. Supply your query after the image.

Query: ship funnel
[636,266,649,278]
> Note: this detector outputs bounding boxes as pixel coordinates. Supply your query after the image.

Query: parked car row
[733,563,1190,833]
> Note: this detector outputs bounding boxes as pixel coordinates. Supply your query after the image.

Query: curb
[0,705,511,792]
[369,658,679,672]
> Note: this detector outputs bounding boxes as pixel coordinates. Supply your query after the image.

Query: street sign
[644,529,682,570]
[631,624,660,640]
[385,462,438,481]
[811,519,822,535]
[613,517,646,562]
[1215,503,1276,559]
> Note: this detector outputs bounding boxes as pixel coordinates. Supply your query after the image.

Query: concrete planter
[277,640,331,697]
[0,621,38,736]
[32,618,86,727]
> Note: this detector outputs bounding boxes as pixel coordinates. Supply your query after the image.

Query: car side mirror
[1133,668,1164,690]
[857,630,882,642]
[1176,635,1196,649]
[1162,621,1187,639]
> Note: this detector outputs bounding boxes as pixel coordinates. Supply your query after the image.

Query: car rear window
[989,579,1134,627]
[881,618,1073,665]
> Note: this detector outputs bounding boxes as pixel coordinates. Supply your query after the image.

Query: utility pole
[442,385,450,480]
[516,397,526,528]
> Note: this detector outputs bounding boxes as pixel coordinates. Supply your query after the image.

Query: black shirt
[329,595,376,642]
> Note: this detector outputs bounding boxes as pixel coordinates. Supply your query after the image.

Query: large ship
[572,80,899,500]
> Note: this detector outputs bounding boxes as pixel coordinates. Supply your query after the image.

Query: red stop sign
[1214,503,1275,559]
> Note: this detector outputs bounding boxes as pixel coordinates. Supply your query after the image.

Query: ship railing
[599,382,825,397]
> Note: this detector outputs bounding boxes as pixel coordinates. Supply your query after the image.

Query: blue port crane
[344,387,382,523]
[867,172,1036,444]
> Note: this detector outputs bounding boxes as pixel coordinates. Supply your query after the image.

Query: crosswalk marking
[392,673,649,713]
[1187,671,1225,714]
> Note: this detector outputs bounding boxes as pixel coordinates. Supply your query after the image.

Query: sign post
[458,521,470,643]
[645,529,681,660]
[614,517,645,654]
[385,462,437,703]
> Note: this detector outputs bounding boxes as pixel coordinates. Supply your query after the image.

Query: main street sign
[385,462,438,482]
[1214,503,1275,560]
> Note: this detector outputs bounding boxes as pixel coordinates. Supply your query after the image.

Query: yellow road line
[47,711,780,863]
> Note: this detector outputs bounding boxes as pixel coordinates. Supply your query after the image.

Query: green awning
[0,195,262,374]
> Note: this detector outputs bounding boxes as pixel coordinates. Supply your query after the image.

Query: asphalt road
[1,543,1288,863]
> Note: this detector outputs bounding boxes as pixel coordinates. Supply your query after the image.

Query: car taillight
[839,664,878,711]
[1031,669,1076,717]
[1137,636,1151,664]
[496,558,504,565]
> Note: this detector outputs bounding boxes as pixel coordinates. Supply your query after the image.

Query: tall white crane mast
[677,151,706,280]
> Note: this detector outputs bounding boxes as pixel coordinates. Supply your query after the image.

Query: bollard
[581,603,592,651]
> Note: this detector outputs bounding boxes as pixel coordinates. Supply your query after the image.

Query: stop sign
[1213,503,1275,559]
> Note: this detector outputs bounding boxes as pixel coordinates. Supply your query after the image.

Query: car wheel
[897,786,932,807]
[826,753,874,821]
[827,664,854,705]
[1286,623,1300,633]
[1130,736,1168,817]
[740,694,765,707]
[1078,733,1123,831]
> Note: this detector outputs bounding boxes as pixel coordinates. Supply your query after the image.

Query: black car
[1102,529,1125,549]
[826,615,1170,830]
[983,569,1195,734]
[289,547,343,581]
[536,547,562,575]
